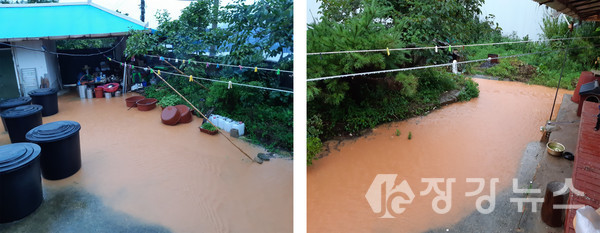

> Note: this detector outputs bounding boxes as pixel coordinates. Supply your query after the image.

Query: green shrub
[458,77,480,101]
[307,137,322,165]
[484,58,517,79]
[158,94,183,108]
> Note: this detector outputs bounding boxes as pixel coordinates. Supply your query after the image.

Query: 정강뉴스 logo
[365,174,415,218]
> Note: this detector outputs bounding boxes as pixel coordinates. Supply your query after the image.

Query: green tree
[222,0,293,65]
[127,0,293,152]
[307,0,485,164]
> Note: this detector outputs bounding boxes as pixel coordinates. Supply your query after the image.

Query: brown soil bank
[307,78,570,232]
[1,92,292,233]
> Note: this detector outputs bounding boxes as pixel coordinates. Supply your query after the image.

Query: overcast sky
[60,0,253,29]
[307,0,554,40]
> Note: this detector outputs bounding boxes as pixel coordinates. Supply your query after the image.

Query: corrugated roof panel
[0,4,145,40]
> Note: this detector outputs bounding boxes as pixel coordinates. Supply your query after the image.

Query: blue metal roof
[0,3,146,41]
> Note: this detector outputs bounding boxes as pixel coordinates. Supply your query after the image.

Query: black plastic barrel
[0,143,43,223]
[26,120,82,180]
[29,88,58,117]
[0,96,32,132]
[1,105,43,143]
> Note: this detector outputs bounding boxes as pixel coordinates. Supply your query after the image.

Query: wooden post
[541,181,569,227]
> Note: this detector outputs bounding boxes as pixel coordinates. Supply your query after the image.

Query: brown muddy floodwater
[0,91,292,233]
[307,78,570,233]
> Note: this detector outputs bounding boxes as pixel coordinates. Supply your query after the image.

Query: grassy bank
[307,69,479,165]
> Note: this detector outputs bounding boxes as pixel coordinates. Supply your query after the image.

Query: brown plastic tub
[161,106,181,125]
[136,98,157,111]
[126,96,145,107]
[175,105,192,124]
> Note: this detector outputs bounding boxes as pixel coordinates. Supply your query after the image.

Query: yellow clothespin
[386,47,390,56]
[157,70,161,75]
[254,67,257,72]
[189,75,193,82]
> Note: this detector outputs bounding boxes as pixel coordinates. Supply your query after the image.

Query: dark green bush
[457,77,480,102]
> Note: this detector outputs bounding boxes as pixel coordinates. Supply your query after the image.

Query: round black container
[26,121,82,180]
[0,96,32,132]
[0,96,32,112]
[1,105,43,143]
[28,88,58,117]
[0,143,43,223]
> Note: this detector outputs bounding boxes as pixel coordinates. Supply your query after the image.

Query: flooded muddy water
[307,79,570,232]
[0,91,292,233]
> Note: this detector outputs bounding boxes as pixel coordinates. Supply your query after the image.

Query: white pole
[452,60,458,74]
[123,62,127,94]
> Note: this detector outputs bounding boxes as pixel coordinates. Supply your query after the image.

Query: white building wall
[12,40,60,96]
[42,40,61,90]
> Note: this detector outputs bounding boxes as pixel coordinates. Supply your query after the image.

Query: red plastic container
[161,106,181,125]
[102,83,120,93]
[94,87,104,98]
[175,105,192,124]
[572,71,599,103]
[125,96,145,107]
[136,98,157,111]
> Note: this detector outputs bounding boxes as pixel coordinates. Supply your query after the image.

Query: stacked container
[26,121,82,180]
[231,121,245,136]
[28,88,58,116]
[0,96,32,132]
[220,118,230,132]
[211,115,222,128]
[1,105,43,143]
[0,143,43,223]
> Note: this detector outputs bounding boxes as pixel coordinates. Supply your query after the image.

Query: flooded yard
[307,78,570,232]
[0,91,292,233]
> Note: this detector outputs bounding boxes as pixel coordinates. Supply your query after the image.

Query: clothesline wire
[307,44,599,81]
[144,54,294,74]
[108,58,294,94]
[161,58,211,91]
[0,37,126,57]
[307,36,600,55]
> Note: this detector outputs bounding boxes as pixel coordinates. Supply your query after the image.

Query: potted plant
[200,122,218,135]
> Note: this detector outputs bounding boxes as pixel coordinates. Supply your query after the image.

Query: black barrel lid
[0,143,41,173]
[0,104,43,119]
[28,88,57,96]
[26,120,81,143]
[0,96,32,109]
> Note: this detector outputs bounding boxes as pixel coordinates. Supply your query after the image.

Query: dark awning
[534,0,600,21]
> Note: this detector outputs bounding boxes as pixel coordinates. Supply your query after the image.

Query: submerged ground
[0,90,293,233]
[308,78,572,232]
